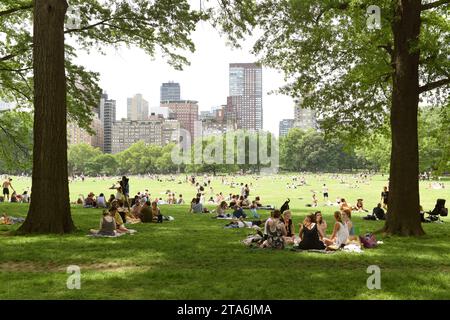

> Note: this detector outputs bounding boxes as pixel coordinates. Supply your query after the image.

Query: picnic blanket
[290,248,336,254]
[87,229,137,238]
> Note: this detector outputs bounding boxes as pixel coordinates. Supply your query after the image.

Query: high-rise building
[294,103,317,130]
[160,82,181,102]
[228,63,263,131]
[162,119,181,146]
[160,100,199,139]
[111,115,163,154]
[127,93,149,120]
[279,119,295,137]
[99,93,116,154]
[67,113,104,149]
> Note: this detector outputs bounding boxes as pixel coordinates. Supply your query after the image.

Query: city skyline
[74,20,294,136]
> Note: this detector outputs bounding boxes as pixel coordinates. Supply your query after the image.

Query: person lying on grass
[281,210,295,245]
[323,211,349,249]
[295,213,326,250]
[0,213,25,225]
[260,210,286,249]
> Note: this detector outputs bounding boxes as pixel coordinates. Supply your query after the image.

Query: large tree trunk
[383,0,424,236]
[18,0,74,234]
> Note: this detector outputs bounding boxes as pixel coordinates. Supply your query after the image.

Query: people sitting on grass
[295,213,326,250]
[97,193,107,208]
[260,210,286,249]
[249,201,260,218]
[84,192,96,208]
[339,198,351,211]
[10,191,18,203]
[107,194,115,208]
[21,191,30,203]
[323,211,349,249]
[342,209,356,240]
[151,201,163,223]
[138,201,153,223]
[232,204,247,219]
[90,210,117,236]
[190,197,204,213]
[109,205,129,233]
[364,203,386,220]
[281,210,295,245]
[177,194,185,204]
[314,211,327,240]
[241,195,250,208]
[214,201,228,217]
[255,196,262,207]
[353,198,368,212]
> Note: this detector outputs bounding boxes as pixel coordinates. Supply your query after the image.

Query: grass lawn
[0,174,449,299]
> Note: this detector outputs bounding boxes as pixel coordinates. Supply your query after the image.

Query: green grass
[0,174,449,299]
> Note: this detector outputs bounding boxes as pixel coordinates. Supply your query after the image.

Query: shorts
[3,188,9,195]
[323,193,329,197]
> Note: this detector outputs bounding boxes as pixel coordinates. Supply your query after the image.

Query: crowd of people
[1,178,30,203]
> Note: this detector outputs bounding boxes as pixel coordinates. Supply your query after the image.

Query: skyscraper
[127,93,149,120]
[279,119,295,137]
[160,82,181,102]
[294,103,317,130]
[99,93,116,154]
[228,63,263,131]
[160,100,198,139]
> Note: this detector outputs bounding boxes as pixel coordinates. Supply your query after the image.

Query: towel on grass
[87,229,137,238]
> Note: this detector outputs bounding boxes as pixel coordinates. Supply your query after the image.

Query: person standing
[120,176,130,211]
[381,186,389,210]
[2,178,15,202]
[322,184,329,202]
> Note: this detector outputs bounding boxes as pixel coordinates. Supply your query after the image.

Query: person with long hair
[314,211,327,240]
[261,210,286,249]
[323,211,349,248]
[281,210,295,244]
[296,213,326,250]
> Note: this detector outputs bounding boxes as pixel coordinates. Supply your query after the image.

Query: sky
[74,17,295,136]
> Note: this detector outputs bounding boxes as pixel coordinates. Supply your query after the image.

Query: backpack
[359,233,377,248]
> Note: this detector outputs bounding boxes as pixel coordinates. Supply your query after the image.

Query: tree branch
[0,3,33,17]
[419,78,450,93]
[421,0,449,11]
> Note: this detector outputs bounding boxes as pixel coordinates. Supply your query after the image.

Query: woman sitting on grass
[315,211,327,239]
[249,201,260,218]
[339,198,351,212]
[96,193,107,208]
[295,214,326,250]
[323,211,349,249]
[109,205,129,233]
[151,201,163,223]
[190,197,204,213]
[342,209,356,240]
[353,199,368,212]
[255,196,262,207]
[90,210,117,236]
[215,201,228,217]
[281,210,295,245]
[261,210,286,249]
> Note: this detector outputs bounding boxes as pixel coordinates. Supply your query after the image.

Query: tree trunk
[18,0,74,234]
[383,0,424,236]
